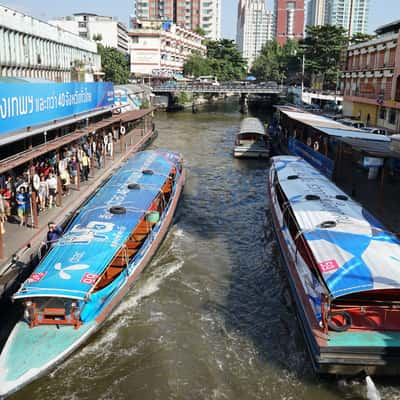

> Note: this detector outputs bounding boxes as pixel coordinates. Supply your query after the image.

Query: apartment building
[134,0,221,40]
[129,19,206,77]
[342,20,400,132]
[49,13,129,54]
[306,0,326,26]
[325,0,369,35]
[0,5,101,82]
[274,0,304,45]
[236,0,274,67]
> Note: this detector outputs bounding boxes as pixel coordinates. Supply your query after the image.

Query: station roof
[338,137,400,159]
[0,109,154,175]
[276,106,389,142]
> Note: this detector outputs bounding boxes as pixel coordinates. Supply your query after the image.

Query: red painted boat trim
[268,179,328,349]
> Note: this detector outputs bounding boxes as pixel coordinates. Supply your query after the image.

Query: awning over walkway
[0,108,154,175]
[276,105,389,142]
[338,137,400,159]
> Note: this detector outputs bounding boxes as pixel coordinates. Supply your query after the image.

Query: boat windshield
[23,297,81,328]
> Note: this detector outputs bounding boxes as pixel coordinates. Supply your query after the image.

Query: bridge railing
[151,83,284,93]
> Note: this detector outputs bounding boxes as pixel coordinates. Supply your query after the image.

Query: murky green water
[12,100,400,399]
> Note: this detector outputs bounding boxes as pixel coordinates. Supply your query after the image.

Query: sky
[1,0,400,40]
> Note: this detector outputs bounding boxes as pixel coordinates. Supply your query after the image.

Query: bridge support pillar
[239,93,248,114]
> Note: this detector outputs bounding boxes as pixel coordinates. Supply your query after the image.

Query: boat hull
[0,169,185,397]
[268,175,400,376]
[233,146,270,159]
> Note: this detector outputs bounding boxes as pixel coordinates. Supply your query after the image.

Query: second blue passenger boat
[0,149,185,397]
[269,155,400,376]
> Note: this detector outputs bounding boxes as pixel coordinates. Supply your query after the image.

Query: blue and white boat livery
[269,155,400,375]
[0,149,185,397]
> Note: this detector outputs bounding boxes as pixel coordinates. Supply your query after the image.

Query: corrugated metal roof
[277,106,389,142]
[339,137,400,158]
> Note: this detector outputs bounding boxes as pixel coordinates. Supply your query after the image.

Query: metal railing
[151,83,284,94]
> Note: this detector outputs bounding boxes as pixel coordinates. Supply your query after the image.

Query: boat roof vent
[142,169,154,175]
[287,175,299,180]
[335,194,348,201]
[127,183,140,190]
[319,220,337,229]
[109,206,126,215]
[305,194,320,201]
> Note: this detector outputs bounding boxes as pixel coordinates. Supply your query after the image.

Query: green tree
[194,27,206,37]
[350,32,376,45]
[250,40,301,84]
[183,52,212,77]
[302,25,348,90]
[183,39,246,81]
[97,44,130,84]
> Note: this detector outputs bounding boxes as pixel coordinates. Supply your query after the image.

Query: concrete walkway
[0,128,156,297]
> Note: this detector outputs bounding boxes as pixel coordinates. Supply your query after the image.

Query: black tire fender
[109,206,126,215]
[327,311,352,332]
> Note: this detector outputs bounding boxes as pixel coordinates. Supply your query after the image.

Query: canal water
[14,99,400,400]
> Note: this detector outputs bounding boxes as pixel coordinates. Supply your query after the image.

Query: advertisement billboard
[0,82,114,136]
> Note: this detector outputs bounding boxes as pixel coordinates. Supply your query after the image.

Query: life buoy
[306,137,312,147]
[32,174,40,191]
[120,126,126,135]
[313,141,320,151]
[327,311,352,332]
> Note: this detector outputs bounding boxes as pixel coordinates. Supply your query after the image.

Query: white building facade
[236,0,274,67]
[129,20,206,77]
[133,0,221,40]
[49,13,129,54]
[324,0,369,35]
[200,0,221,40]
[307,0,326,26]
[0,5,101,82]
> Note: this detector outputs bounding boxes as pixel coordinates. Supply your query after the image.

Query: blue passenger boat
[0,150,185,397]
[269,155,400,375]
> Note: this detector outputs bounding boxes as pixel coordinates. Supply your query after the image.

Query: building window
[379,108,386,120]
[389,109,396,125]
[78,22,87,28]
[131,37,139,43]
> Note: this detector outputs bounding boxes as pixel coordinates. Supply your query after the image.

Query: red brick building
[342,20,400,133]
[274,0,304,45]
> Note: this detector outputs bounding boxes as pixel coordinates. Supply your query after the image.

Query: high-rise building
[274,0,305,45]
[307,0,326,26]
[49,13,129,54]
[324,0,369,35]
[236,0,274,67]
[134,0,221,40]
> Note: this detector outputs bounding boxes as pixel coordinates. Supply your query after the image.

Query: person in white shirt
[46,172,58,208]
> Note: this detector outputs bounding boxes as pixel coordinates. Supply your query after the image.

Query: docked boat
[0,149,185,397]
[234,117,270,158]
[269,155,400,375]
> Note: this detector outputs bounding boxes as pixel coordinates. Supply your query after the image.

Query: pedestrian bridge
[152,83,285,95]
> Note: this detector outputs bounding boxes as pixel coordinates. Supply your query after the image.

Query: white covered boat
[234,117,270,158]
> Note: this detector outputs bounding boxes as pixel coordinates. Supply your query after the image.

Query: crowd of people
[0,133,115,235]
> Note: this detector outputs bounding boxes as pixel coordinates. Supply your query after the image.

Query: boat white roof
[276,106,389,142]
[239,117,266,136]
[272,155,400,299]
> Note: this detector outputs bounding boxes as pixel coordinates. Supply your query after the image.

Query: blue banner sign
[288,138,334,178]
[0,82,114,135]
